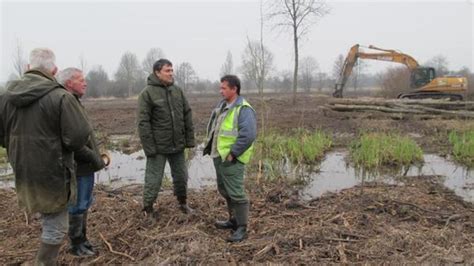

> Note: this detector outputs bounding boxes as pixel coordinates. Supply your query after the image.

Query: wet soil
[1,178,472,264]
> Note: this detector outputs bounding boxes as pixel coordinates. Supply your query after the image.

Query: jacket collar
[218,95,244,110]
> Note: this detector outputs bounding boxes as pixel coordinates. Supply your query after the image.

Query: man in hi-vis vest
[204,75,257,242]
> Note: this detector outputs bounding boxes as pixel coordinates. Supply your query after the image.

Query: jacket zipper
[166,87,176,149]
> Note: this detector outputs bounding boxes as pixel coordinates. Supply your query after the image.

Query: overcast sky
[1,0,473,83]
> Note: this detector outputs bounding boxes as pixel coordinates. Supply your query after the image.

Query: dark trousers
[68,174,94,215]
[213,157,248,204]
[143,151,188,206]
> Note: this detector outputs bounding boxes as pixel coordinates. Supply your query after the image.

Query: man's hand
[101,153,111,167]
[226,154,234,162]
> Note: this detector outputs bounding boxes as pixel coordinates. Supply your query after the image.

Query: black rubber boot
[35,242,61,266]
[68,214,94,257]
[177,196,195,214]
[215,218,237,230]
[143,203,160,220]
[81,211,95,253]
[227,202,249,242]
[215,199,237,230]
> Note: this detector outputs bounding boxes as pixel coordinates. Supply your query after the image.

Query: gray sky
[1,0,473,83]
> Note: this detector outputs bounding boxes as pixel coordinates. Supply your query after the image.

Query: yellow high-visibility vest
[217,99,254,164]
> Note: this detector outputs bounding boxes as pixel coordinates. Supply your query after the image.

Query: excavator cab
[410,67,435,88]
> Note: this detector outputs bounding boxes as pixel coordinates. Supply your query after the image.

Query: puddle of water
[0,144,217,190]
[1,148,472,203]
[406,154,473,203]
[300,152,474,202]
[95,145,216,189]
[0,163,14,189]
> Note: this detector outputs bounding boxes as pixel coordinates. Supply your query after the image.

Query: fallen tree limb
[99,232,135,261]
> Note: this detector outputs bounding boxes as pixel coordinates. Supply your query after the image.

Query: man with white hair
[57,67,108,257]
[0,48,92,265]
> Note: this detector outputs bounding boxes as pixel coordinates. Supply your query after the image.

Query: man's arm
[229,107,257,159]
[182,91,195,148]
[0,95,5,148]
[60,93,91,152]
[137,91,157,157]
[75,143,105,170]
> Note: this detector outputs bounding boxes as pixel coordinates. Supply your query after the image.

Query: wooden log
[330,104,425,114]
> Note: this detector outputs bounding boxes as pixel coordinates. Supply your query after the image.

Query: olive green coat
[0,69,91,214]
[74,96,105,176]
[137,73,195,156]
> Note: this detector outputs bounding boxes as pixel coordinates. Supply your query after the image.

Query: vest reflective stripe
[217,100,254,164]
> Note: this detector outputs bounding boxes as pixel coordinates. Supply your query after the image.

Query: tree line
[4,1,473,100]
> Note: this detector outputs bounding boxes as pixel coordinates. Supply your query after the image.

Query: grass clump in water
[0,147,6,164]
[448,130,474,168]
[252,129,332,182]
[350,132,423,171]
[254,129,332,165]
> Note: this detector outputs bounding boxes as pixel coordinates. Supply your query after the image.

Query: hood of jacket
[3,69,62,107]
[147,73,174,87]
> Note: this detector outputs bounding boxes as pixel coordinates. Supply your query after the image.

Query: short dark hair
[153,59,173,73]
[220,75,241,95]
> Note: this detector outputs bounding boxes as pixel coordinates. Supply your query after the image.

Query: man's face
[156,64,174,84]
[220,81,237,101]
[67,72,87,97]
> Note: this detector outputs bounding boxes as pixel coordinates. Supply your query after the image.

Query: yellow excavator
[333,44,468,100]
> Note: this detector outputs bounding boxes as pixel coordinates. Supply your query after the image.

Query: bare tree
[175,62,197,91]
[425,55,449,76]
[115,51,141,98]
[86,65,110,98]
[78,53,88,75]
[142,48,165,74]
[220,50,234,77]
[12,39,27,78]
[332,54,344,81]
[350,60,367,91]
[299,56,319,92]
[377,67,411,98]
[315,72,327,92]
[240,39,274,95]
[267,0,329,103]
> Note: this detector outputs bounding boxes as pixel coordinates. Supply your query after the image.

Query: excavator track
[397,92,463,101]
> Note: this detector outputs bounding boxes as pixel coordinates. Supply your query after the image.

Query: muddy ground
[1,93,473,264]
[84,92,474,153]
[1,177,473,264]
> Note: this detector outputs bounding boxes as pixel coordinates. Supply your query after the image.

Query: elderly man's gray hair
[57,67,83,86]
[29,48,56,73]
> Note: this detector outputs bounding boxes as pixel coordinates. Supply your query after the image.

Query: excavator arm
[333,44,420,98]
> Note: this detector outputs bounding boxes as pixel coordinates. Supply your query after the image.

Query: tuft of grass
[254,129,332,165]
[350,132,423,171]
[251,129,332,182]
[0,147,6,164]
[448,130,474,168]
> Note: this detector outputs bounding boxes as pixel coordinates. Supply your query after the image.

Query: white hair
[56,67,82,86]
[29,48,56,73]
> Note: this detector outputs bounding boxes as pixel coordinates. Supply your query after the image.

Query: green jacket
[137,73,195,156]
[74,96,105,176]
[0,69,91,214]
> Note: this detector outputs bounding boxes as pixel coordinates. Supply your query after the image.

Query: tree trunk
[292,25,298,105]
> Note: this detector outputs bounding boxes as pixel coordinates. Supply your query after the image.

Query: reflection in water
[300,152,473,202]
[406,154,473,203]
[1,149,473,203]
[95,146,216,189]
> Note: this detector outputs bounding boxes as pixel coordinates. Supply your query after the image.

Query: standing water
[300,151,474,202]
[1,150,472,202]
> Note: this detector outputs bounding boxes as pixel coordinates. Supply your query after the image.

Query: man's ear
[52,66,58,76]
